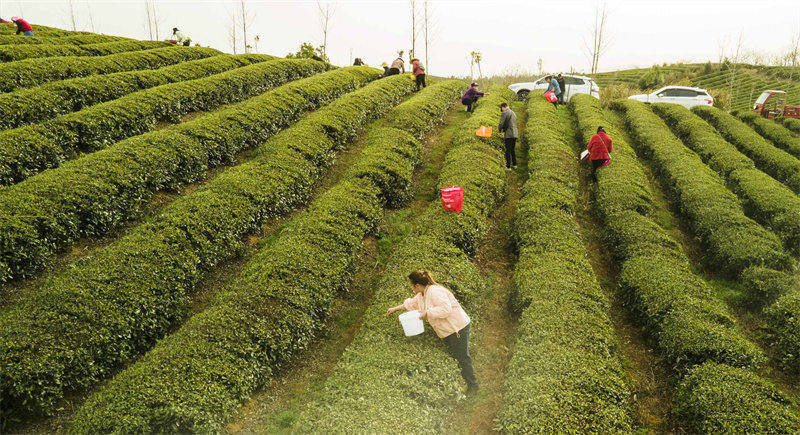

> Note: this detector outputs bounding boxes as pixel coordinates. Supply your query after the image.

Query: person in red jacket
[586,126,612,180]
[11,16,33,36]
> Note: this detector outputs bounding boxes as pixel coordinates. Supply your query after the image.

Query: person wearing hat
[586,126,613,181]
[386,56,405,77]
[462,82,489,113]
[353,57,364,66]
[556,74,567,105]
[170,27,190,46]
[379,62,390,78]
[11,16,33,36]
[411,58,426,91]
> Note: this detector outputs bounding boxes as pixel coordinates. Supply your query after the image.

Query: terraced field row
[0,39,170,62]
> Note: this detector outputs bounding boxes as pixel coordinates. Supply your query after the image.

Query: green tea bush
[674,361,799,433]
[614,99,791,276]
[693,105,800,192]
[735,110,800,156]
[764,290,800,369]
[776,116,800,134]
[0,45,221,92]
[651,103,800,255]
[0,64,359,282]
[0,53,275,130]
[0,40,169,61]
[297,87,508,434]
[68,81,463,433]
[569,94,794,428]
[0,34,129,45]
[498,94,632,434]
[0,23,92,37]
[0,57,305,184]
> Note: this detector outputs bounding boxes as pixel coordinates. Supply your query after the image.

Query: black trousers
[504,137,517,168]
[462,97,478,112]
[385,68,400,77]
[591,158,608,181]
[415,74,426,90]
[442,324,478,389]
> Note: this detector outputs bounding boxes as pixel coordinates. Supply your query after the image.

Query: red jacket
[587,131,612,161]
[14,18,32,33]
[412,60,424,76]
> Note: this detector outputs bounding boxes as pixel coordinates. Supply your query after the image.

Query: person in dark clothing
[411,58,426,91]
[385,56,404,77]
[379,62,389,77]
[462,82,489,112]
[544,76,561,110]
[11,16,33,36]
[586,126,613,181]
[498,102,518,169]
[556,74,567,105]
[353,57,364,66]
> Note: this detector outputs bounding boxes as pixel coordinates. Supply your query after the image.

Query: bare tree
[86,3,97,33]
[468,55,474,80]
[143,0,164,41]
[470,51,483,84]
[317,1,336,58]
[582,1,613,77]
[786,29,800,80]
[239,0,256,53]
[66,0,78,31]
[537,58,543,76]
[409,0,421,60]
[422,0,440,73]
[254,35,260,54]
[724,31,746,111]
[226,11,239,54]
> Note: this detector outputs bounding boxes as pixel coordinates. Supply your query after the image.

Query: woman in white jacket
[387,270,479,393]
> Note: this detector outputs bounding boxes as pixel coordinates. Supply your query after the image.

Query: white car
[508,74,600,101]
[628,86,713,109]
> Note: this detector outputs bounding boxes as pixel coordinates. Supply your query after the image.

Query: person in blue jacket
[544,76,561,109]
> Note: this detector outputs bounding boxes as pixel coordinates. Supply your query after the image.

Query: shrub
[674,361,800,434]
[599,83,640,109]
[68,81,463,433]
[0,45,221,92]
[736,110,800,156]
[776,116,800,134]
[0,34,130,46]
[764,290,800,370]
[0,40,169,62]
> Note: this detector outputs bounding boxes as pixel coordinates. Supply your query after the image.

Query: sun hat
[470,82,478,87]
[380,62,388,67]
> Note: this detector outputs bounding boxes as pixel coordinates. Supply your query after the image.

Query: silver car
[508,74,600,101]
[628,86,713,109]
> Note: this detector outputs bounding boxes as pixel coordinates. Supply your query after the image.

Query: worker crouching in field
[411,57,426,91]
[11,16,33,36]
[387,270,479,394]
[586,126,613,181]
[462,82,489,112]
[170,27,191,46]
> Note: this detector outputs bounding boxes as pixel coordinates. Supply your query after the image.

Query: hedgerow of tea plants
[0,53,275,131]
[776,116,800,134]
[1,73,422,421]
[297,87,510,434]
[693,105,800,192]
[0,39,169,61]
[0,57,309,184]
[0,33,129,45]
[69,80,464,434]
[498,94,632,434]
[651,103,800,256]
[735,110,800,156]
[0,45,221,92]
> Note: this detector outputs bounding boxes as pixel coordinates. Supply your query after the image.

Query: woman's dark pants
[462,97,478,112]
[442,324,478,389]
[385,68,400,77]
[504,137,517,168]
[591,158,608,181]
[415,73,426,90]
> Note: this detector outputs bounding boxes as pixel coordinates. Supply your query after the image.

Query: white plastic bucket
[398,310,424,336]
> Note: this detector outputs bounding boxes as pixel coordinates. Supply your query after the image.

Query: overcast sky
[3,0,798,78]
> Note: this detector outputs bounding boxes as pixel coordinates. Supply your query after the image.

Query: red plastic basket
[441,186,463,212]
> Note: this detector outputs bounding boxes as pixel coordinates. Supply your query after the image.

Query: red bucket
[544,90,557,102]
[441,186,463,212]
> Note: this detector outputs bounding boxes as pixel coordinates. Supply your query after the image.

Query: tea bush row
[0,65,357,282]
[651,103,800,256]
[571,94,798,433]
[0,23,92,37]
[776,116,800,134]
[498,94,632,434]
[0,56,302,184]
[0,39,169,61]
[297,88,510,434]
[0,53,275,130]
[0,45,221,92]
[693,105,800,192]
[0,74,421,420]
[735,110,800,156]
[612,100,791,276]
[0,34,129,45]
[68,81,463,433]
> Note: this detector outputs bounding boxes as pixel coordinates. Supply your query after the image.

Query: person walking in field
[411,57,426,91]
[387,270,479,394]
[11,17,33,36]
[556,73,567,105]
[499,102,518,170]
[544,76,561,110]
[586,126,613,181]
[386,56,405,77]
[462,82,489,112]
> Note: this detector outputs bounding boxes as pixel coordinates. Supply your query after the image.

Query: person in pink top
[387,270,479,393]
[411,57,426,91]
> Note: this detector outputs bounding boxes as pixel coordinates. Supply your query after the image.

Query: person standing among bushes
[462,82,489,112]
[411,58,426,91]
[499,102,518,170]
[544,76,561,110]
[586,126,613,181]
[387,270,479,394]
[11,17,33,36]
[386,56,405,77]
[556,73,567,105]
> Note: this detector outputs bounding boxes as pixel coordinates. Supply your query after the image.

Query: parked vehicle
[628,85,713,109]
[508,74,600,101]
[753,90,800,119]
